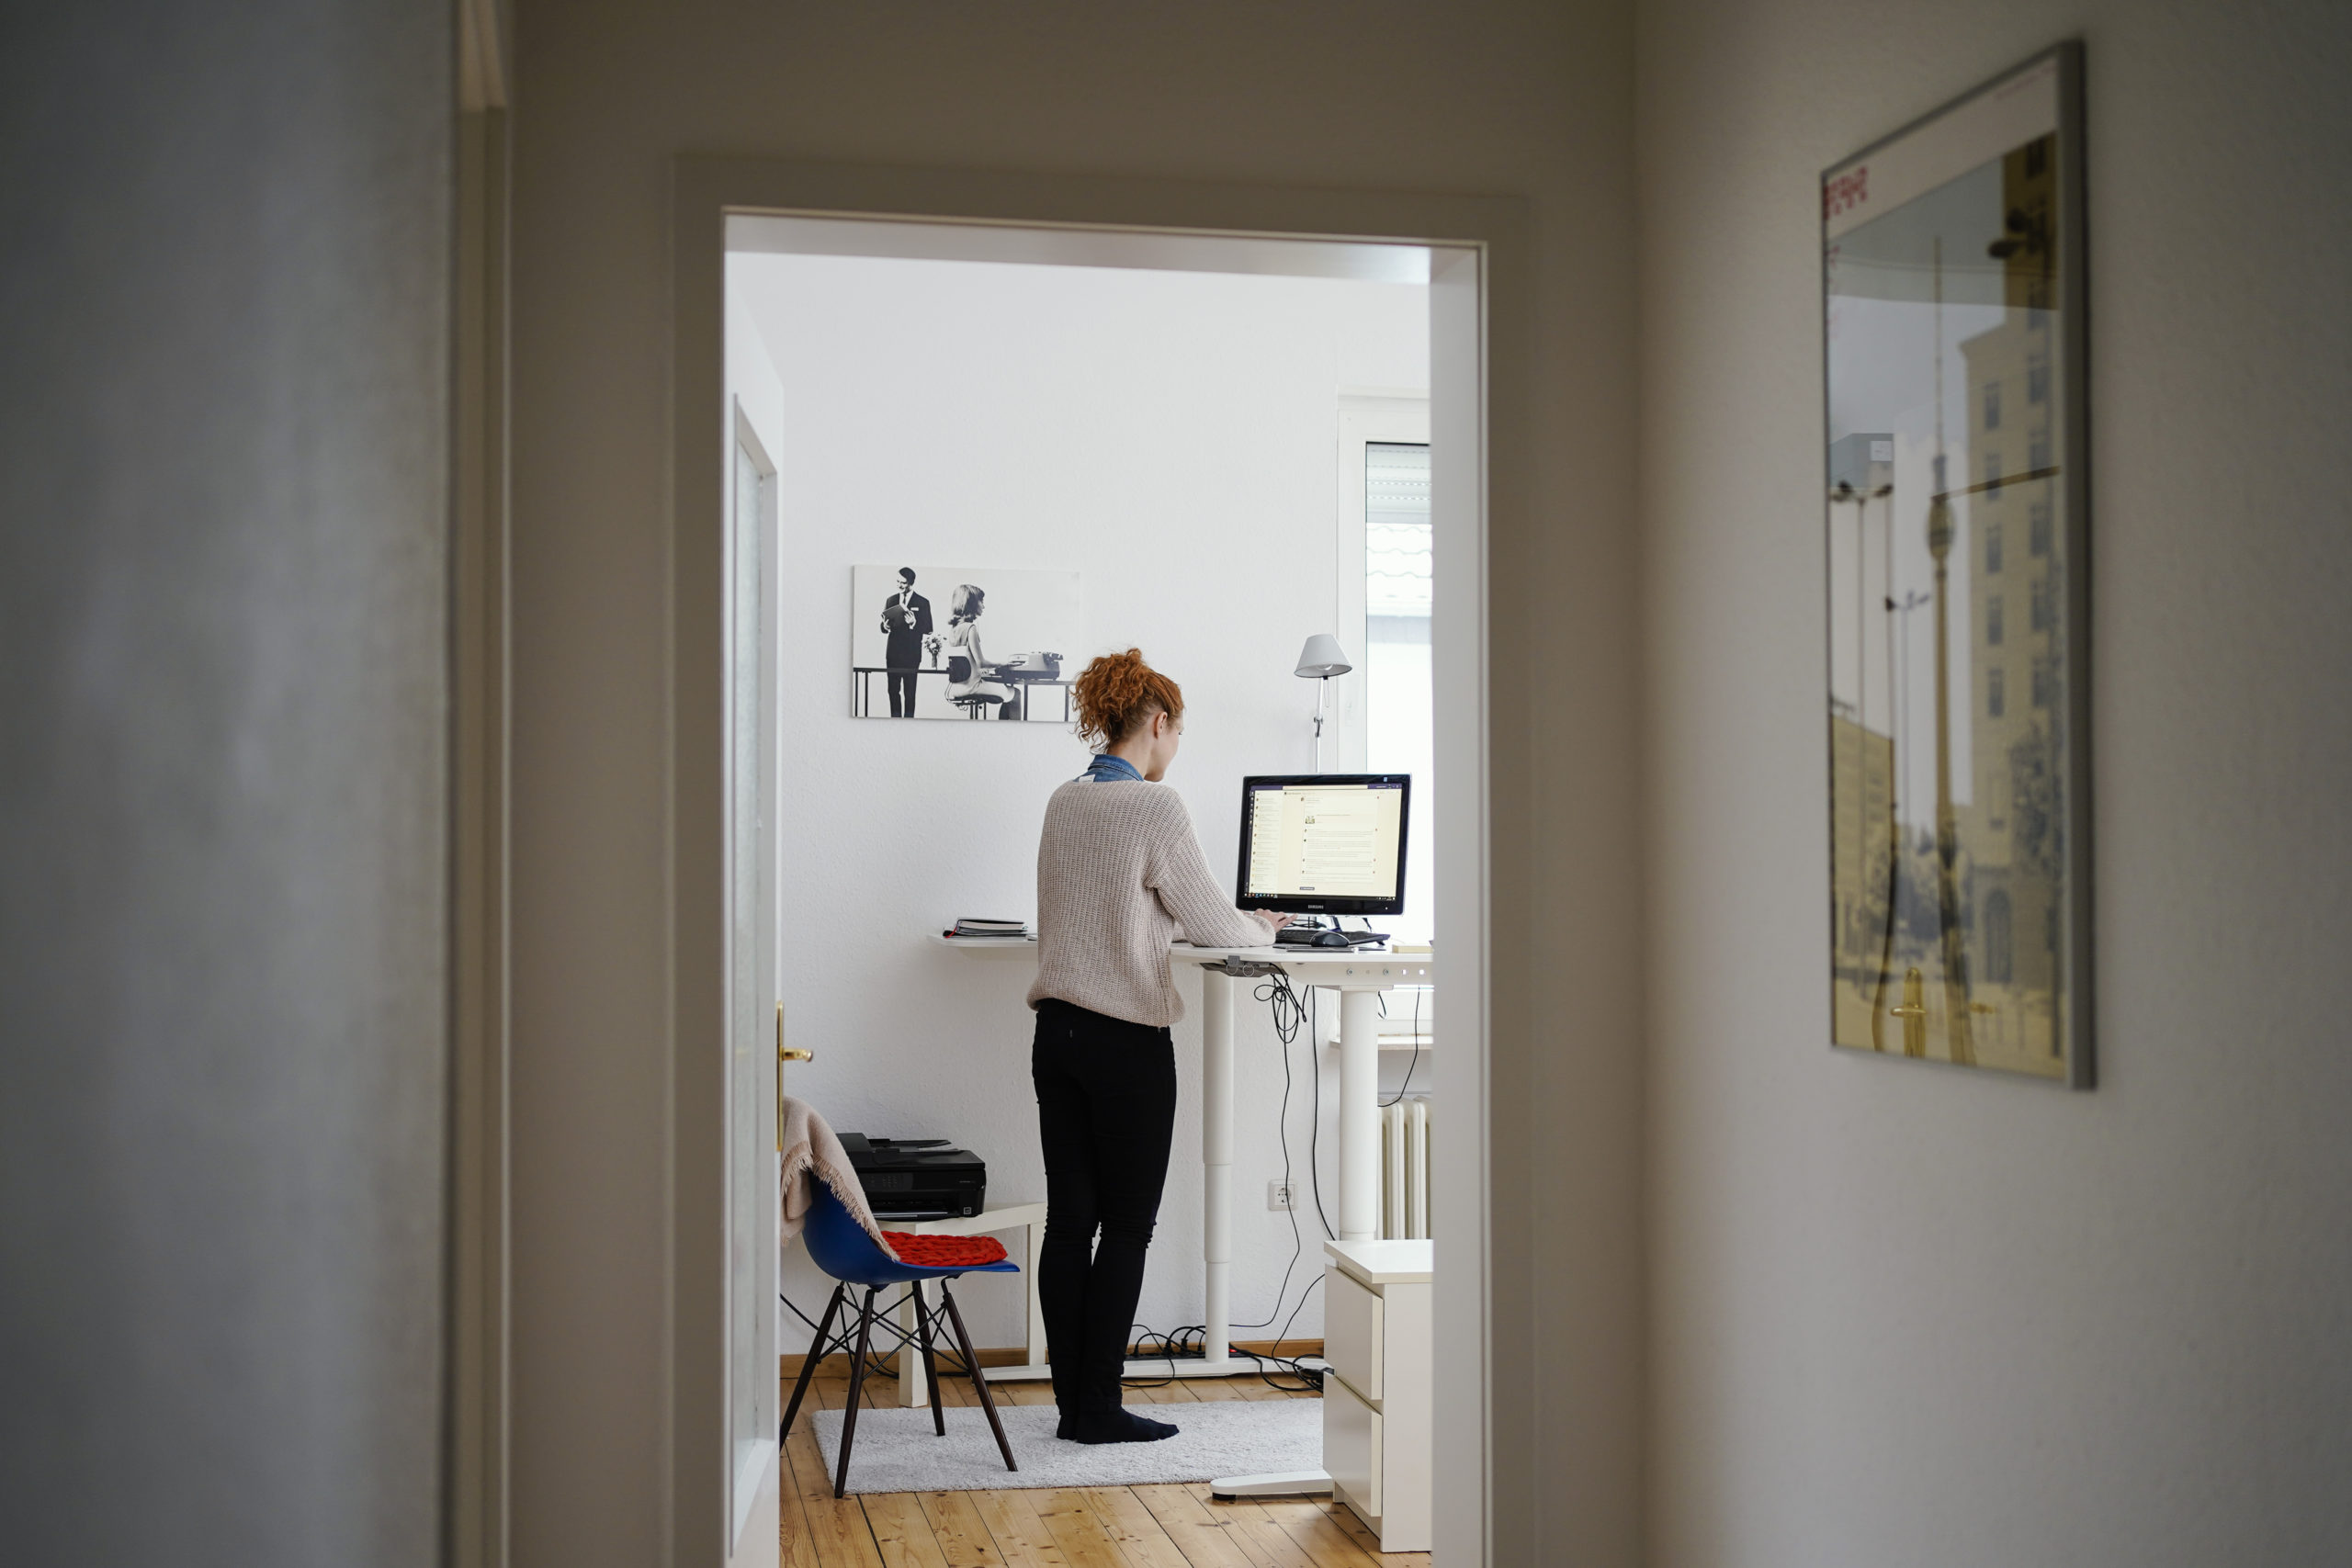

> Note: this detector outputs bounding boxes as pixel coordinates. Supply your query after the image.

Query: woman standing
[1026,649,1288,1443]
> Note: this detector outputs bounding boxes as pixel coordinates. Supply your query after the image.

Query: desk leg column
[1208,963,1331,1500]
[899,1282,928,1407]
[1202,966,1234,1367]
[1338,988,1381,1242]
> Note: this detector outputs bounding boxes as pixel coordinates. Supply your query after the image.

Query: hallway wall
[0,2,452,1562]
[508,2,1641,1563]
[1636,4,2352,1564]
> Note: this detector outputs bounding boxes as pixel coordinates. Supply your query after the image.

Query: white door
[726,423,780,1566]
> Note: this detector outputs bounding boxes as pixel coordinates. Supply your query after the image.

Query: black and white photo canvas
[1822,45,2092,1086]
[851,564,1082,722]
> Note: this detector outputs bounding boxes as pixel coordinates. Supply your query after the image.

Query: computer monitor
[1236,773,1412,917]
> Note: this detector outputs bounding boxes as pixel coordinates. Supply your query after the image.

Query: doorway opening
[672,172,1498,1568]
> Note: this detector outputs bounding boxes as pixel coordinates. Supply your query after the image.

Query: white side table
[1317,1238,1432,1553]
[877,1202,1047,1406]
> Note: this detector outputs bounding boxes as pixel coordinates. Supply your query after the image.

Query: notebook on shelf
[946,918,1032,940]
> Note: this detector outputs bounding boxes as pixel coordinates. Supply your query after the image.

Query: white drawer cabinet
[1321,1239,1431,1554]
[1324,1263,1384,1399]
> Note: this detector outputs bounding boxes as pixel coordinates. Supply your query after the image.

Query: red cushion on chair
[879,1232,1010,1269]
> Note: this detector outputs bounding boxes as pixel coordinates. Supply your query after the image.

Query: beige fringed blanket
[779,1095,899,1260]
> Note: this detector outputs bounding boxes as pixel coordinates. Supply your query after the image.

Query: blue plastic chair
[782,1181,1022,1496]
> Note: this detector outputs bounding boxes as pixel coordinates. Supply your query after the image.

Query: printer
[838,1134,987,1220]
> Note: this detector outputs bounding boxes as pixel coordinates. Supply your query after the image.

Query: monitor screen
[1236,774,1412,916]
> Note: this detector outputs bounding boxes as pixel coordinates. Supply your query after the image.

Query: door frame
[722,400,781,1559]
[668,156,1523,1567]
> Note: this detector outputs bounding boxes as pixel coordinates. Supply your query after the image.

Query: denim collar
[1080,753,1144,784]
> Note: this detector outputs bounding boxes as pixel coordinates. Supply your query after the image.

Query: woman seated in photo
[944,583,1023,719]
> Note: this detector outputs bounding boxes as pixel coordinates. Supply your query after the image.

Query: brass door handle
[1888,1004,1927,1019]
[775,1001,812,1062]
[775,1004,813,1152]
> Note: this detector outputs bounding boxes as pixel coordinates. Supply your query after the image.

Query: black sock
[1072,1406,1179,1445]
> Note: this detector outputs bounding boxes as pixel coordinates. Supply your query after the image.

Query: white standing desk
[936,935,1433,1382]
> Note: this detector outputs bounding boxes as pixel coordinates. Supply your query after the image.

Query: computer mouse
[1311,929,1351,948]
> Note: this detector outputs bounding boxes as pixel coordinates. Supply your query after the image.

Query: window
[1982,379,2002,431]
[2030,501,2052,557]
[2028,355,2050,405]
[1364,440,1432,947]
[1988,665,2005,717]
[1984,890,2014,983]
[1986,519,2004,574]
[1987,594,2004,646]
[1983,450,2002,498]
[2030,577,2052,633]
[2031,655,2053,709]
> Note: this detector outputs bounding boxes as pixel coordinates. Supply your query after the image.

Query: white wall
[0,2,451,1562]
[731,253,1427,1347]
[1638,4,2352,1564]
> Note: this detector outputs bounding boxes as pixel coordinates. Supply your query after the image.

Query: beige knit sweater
[1026,778,1278,1026]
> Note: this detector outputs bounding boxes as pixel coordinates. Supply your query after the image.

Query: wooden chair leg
[913,1283,946,1436]
[780,1282,845,1441]
[939,1280,1016,1472]
[833,1287,878,1498]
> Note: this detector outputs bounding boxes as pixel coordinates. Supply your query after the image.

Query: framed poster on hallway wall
[1821,42,2093,1087]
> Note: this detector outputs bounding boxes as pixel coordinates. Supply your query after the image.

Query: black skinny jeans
[1031,998,1177,1412]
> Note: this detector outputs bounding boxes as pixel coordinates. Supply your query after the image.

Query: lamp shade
[1294,634,1353,679]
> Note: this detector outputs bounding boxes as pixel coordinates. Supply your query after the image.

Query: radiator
[1380,1097,1432,1239]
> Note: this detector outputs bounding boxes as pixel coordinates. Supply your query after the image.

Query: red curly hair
[1071,649,1183,750]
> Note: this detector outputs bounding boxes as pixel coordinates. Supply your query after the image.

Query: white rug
[808,1398,1320,1495]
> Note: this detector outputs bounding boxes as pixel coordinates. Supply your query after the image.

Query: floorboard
[916,1491,1011,1568]
[966,1489,1068,1568]
[781,1468,824,1568]
[1130,1483,1264,1568]
[1258,1497,1382,1568]
[1314,1497,1428,1567]
[1028,1487,1135,1568]
[863,1491,955,1568]
[784,1423,887,1568]
[780,1370,1429,1566]
[1081,1484,1205,1568]
[1193,1488,1323,1568]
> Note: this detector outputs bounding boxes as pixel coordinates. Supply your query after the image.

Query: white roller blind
[1365,441,1431,628]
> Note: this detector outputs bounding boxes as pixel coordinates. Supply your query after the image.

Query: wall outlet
[1267,1179,1295,1212]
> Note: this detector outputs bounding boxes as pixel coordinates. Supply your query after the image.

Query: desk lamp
[1294,634,1352,772]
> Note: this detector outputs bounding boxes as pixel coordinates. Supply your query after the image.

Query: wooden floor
[780,1363,1430,1567]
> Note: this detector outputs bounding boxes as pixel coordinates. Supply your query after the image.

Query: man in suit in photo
[879,567,933,717]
